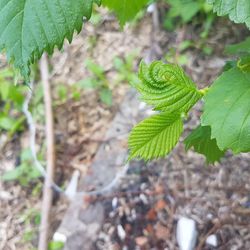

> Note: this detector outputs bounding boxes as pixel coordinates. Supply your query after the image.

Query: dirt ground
[1,5,250,250]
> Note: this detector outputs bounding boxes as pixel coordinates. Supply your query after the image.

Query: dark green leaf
[225,37,250,55]
[0,0,99,80]
[184,125,225,163]
[102,0,149,26]
[202,67,250,153]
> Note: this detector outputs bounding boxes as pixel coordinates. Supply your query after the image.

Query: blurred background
[0,1,250,250]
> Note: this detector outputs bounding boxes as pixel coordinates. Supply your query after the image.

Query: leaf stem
[199,87,209,96]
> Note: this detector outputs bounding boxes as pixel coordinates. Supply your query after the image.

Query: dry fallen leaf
[146,208,157,221]
[155,199,167,211]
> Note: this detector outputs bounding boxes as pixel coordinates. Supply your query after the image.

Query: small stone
[53,232,67,243]
[117,225,126,241]
[139,194,148,204]
[206,213,213,220]
[176,217,197,250]
[0,191,13,200]
[112,197,118,209]
[147,3,155,13]
[206,234,217,247]
[65,170,80,199]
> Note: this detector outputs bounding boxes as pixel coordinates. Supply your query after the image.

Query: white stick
[38,54,55,250]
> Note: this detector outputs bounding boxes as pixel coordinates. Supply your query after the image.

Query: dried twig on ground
[38,54,56,250]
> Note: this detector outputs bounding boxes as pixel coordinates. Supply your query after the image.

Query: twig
[152,2,160,32]
[38,54,56,250]
[22,80,50,198]
[196,222,220,250]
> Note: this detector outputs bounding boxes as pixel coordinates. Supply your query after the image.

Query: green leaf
[99,88,112,106]
[202,67,250,153]
[102,0,149,26]
[237,56,250,73]
[135,61,203,114]
[207,0,250,29]
[77,78,99,89]
[48,241,64,250]
[225,37,250,55]
[128,113,183,160]
[223,60,237,72]
[85,59,105,80]
[184,125,225,163]
[0,0,99,80]
[0,116,16,130]
[2,167,23,181]
[167,0,201,23]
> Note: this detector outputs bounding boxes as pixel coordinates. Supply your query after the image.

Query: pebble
[117,225,126,241]
[176,217,197,250]
[65,170,80,199]
[0,191,13,200]
[147,3,155,13]
[112,197,118,209]
[53,232,67,243]
[206,234,217,247]
[139,194,148,204]
[206,213,213,220]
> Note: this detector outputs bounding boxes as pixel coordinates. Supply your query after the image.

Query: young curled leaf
[135,61,203,114]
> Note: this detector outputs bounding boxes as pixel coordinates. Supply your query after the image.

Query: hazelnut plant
[1,0,250,164]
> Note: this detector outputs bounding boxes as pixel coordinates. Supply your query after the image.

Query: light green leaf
[184,125,225,163]
[202,67,250,153]
[2,167,23,181]
[225,37,250,55]
[0,116,16,130]
[207,0,250,29]
[99,88,112,106]
[85,59,105,80]
[135,61,203,114]
[102,0,149,26]
[48,241,64,250]
[128,113,183,160]
[0,0,99,80]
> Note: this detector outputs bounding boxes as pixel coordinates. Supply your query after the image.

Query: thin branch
[38,54,56,250]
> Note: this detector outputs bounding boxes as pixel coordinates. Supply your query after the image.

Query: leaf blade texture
[184,125,225,164]
[135,61,202,114]
[0,0,99,79]
[207,0,250,29]
[202,67,250,153]
[128,112,183,160]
